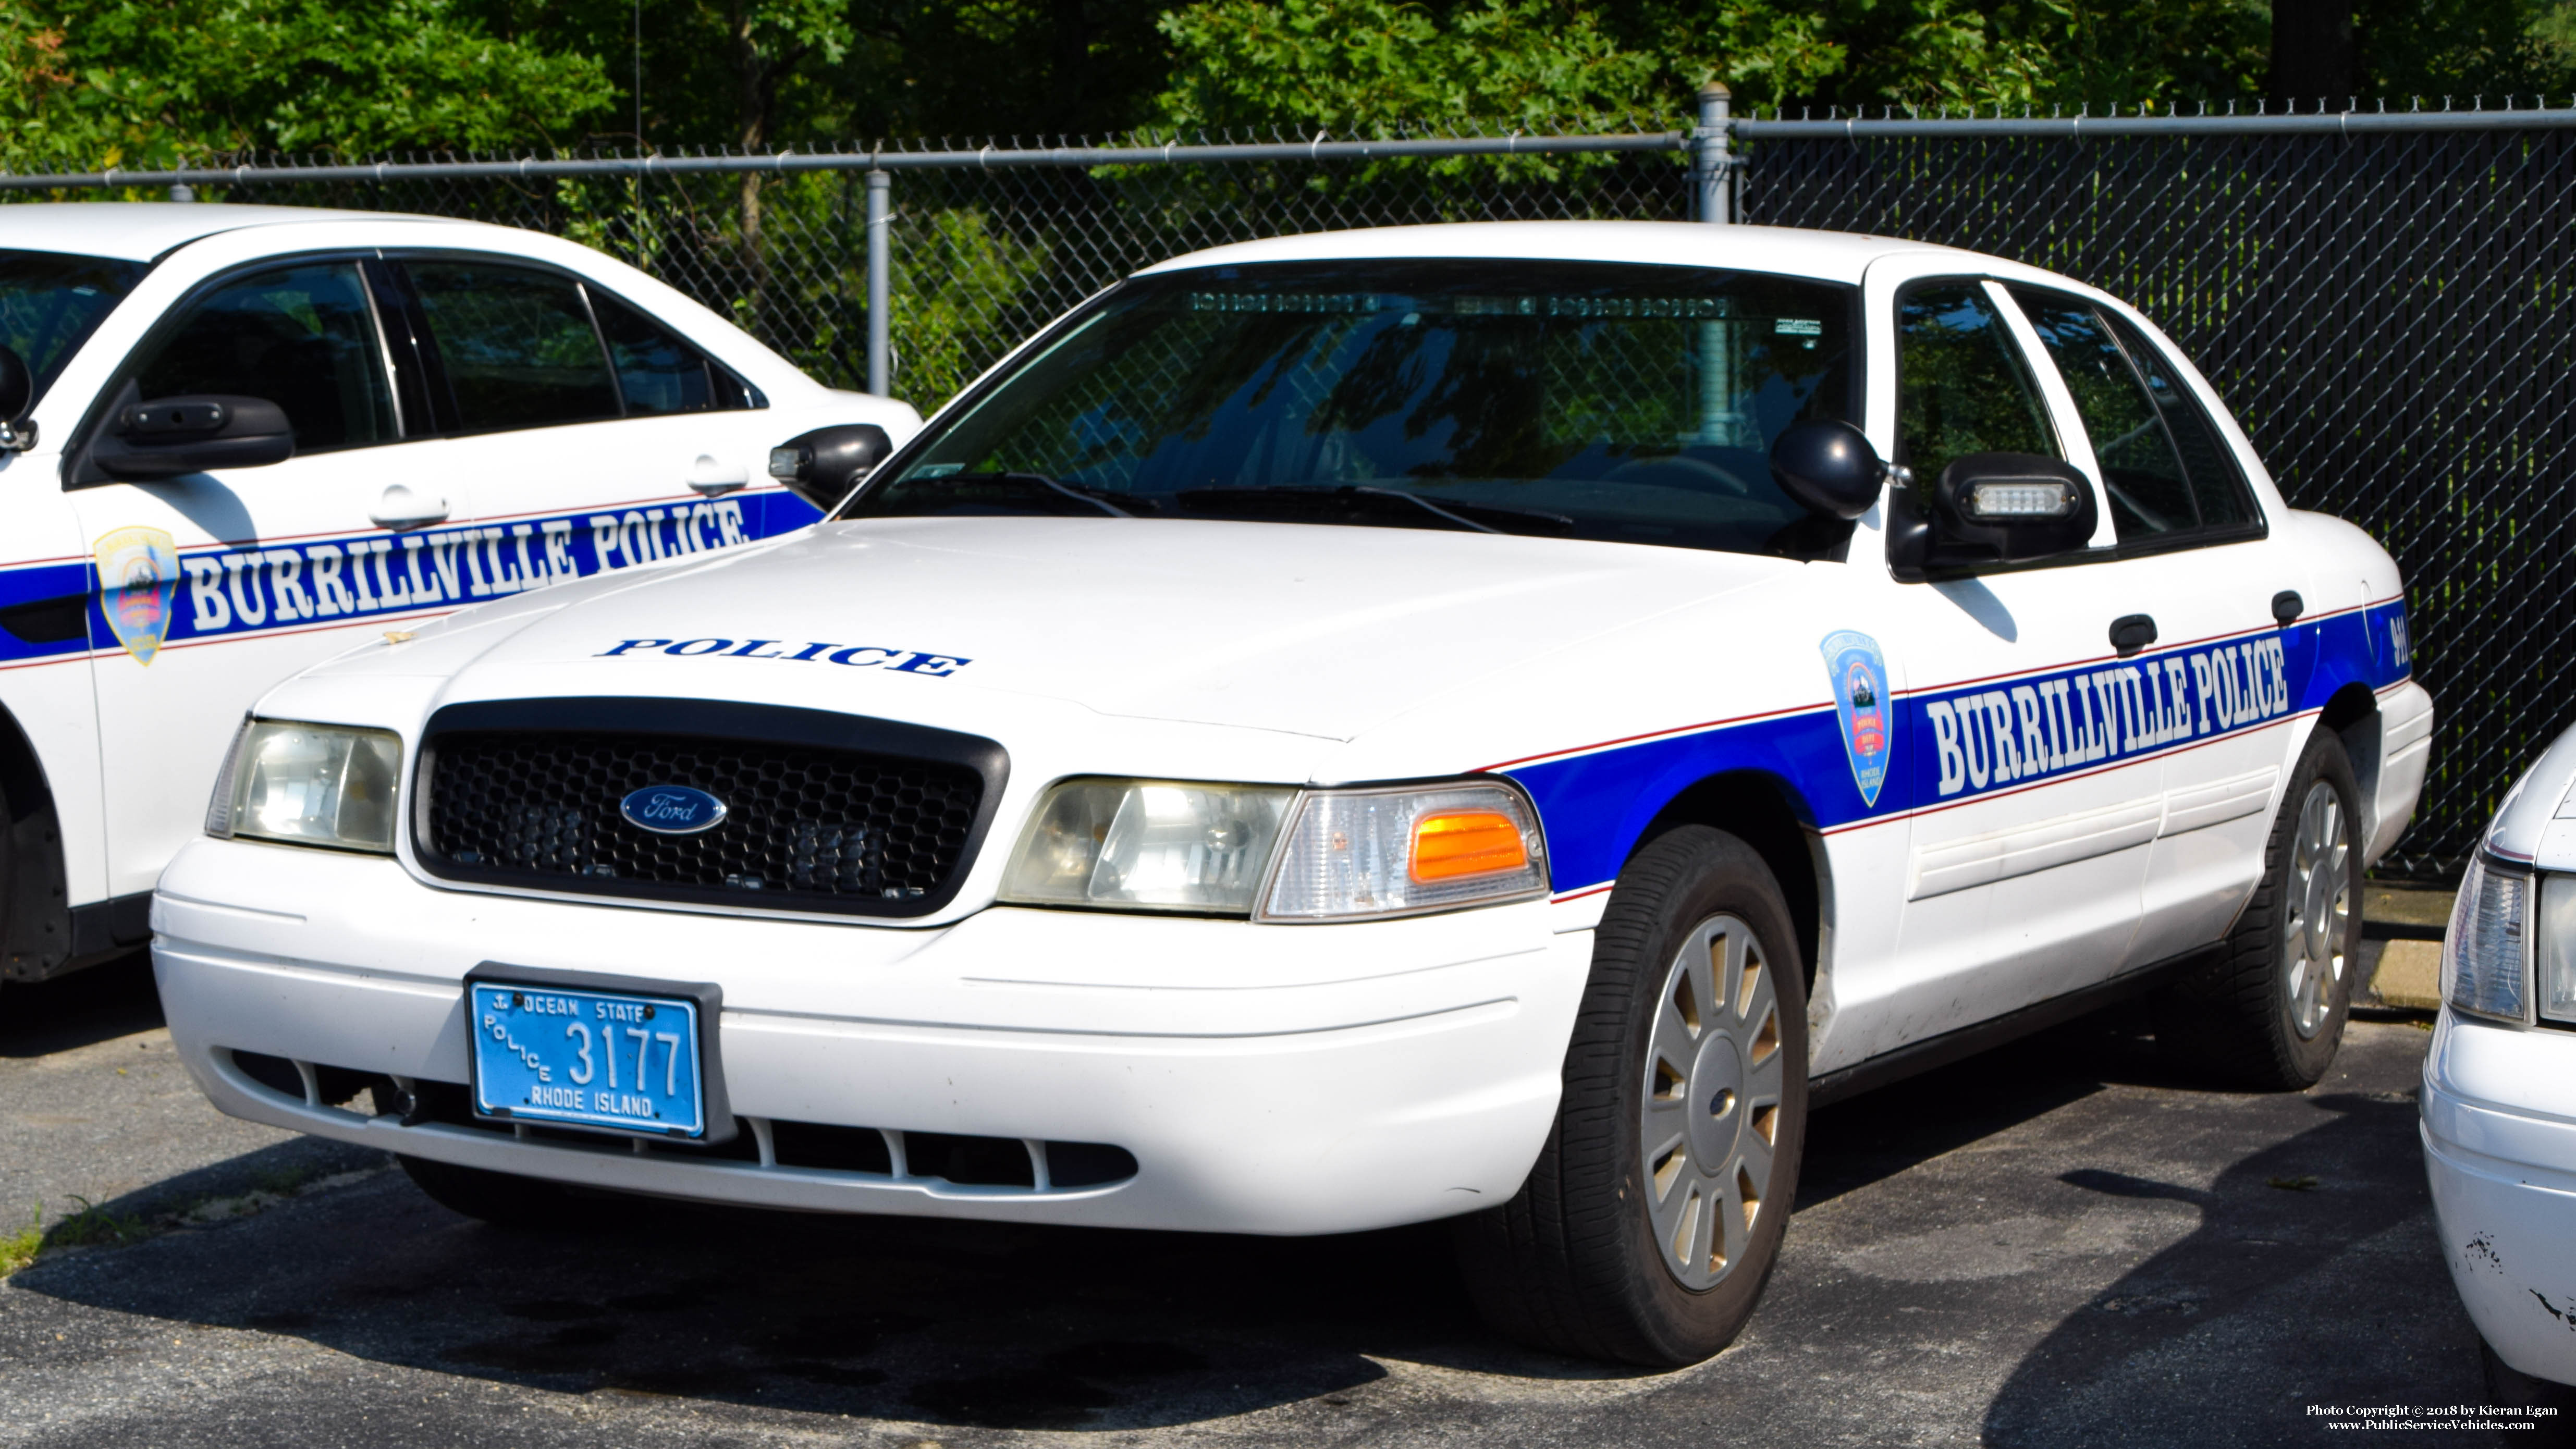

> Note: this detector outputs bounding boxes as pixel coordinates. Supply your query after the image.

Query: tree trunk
[2270,0,2357,108]
[734,1,770,343]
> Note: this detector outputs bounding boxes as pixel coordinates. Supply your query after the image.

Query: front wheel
[2154,727,2362,1089]
[1455,825,1809,1366]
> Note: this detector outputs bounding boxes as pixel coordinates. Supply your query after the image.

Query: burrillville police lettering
[1924,634,2291,799]
[598,637,971,676]
[174,498,755,635]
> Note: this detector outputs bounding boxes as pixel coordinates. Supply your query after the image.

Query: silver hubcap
[2284,781,2352,1039]
[1640,914,1784,1292]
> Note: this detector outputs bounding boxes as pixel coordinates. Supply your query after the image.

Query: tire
[1455,825,1809,1367]
[2154,727,2362,1090]
[397,1154,578,1228]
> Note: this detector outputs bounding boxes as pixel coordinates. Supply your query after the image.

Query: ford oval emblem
[620,785,728,835]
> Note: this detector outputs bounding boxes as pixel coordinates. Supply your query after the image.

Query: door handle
[369,483,449,532]
[687,454,749,497]
[2109,613,2157,655]
[2272,591,2304,624]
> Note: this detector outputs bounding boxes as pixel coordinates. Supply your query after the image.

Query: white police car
[2426,732,2576,1408]
[154,222,2432,1366]
[0,204,916,1000]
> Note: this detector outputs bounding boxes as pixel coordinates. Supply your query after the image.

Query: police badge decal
[1820,629,1892,807]
[93,526,179,665]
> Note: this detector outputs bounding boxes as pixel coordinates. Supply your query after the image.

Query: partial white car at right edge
[2426,726,2576,1409]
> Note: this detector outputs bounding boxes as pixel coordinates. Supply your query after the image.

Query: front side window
[0,249,145,406]
[403,262,619,434]
[122,260,397,453]
[2009,286,2255,541]
[1894,280,2059,500]
[847,259,1859,558]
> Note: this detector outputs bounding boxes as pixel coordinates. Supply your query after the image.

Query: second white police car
[0,203,915,1004]
[156,222,2431,1366]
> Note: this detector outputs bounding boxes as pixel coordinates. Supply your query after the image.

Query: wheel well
[2320,681,2382,825]
[0,700,70,981]
[1635,771,1823,990]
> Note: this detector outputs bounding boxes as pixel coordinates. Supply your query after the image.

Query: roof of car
[1135,220,1986,286]
[0,202,468,262]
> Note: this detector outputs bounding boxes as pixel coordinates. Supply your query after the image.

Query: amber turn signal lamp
[1409,810,1529,883]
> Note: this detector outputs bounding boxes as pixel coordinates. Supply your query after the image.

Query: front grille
[421,720,990,914]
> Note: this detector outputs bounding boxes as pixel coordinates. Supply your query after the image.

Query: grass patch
[44,1196,148,1249]
[0,1206,41,1278]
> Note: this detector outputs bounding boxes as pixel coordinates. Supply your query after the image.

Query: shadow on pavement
[1979,1087,2497,1447]
[1801,1002,2187,1211]
[13,1152,1653,1431]
[1,950,162,1058]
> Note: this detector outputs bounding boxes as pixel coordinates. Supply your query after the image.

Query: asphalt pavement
[0,951,2516,1447]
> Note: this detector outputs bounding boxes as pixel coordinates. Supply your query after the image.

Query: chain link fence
[7,105,2570,880]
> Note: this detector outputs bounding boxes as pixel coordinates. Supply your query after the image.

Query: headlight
[1000,779,1295,914]
[2538,873,2576,1026]
[1259,781,1547,922]
[206,719,403,854]
[998,776,1549,920]
[2446,853,2530,1022]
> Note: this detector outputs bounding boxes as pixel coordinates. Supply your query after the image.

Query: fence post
[865,169,891,397]
[1691,84,1732,224]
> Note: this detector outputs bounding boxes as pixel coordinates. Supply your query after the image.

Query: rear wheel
[2154,728,2361,1089]
[1455,825,1808,1366]
[397,1155,577,1228]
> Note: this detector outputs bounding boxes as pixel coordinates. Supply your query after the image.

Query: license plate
[468,974,711,1139]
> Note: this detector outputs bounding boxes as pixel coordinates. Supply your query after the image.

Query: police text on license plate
[470,977,709,1138]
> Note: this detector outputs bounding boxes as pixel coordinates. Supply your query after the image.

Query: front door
[1863,269,2167,1046]
[65,255,472,900]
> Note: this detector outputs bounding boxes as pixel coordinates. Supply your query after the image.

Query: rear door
[381,255,813,587]
[64,254,471,899]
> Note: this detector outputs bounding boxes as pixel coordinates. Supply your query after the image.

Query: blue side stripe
[2,488,818,667]
[1506,599,2413,897]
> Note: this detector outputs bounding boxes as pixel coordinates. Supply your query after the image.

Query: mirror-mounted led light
[207,719,403,854]
[1261,782,1547,922]
[768,445,805,481]
[1963,479,2077,519]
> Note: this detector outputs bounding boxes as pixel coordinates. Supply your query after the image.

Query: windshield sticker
[1821,630,1893,807]
[93,526,178,665]
[595,638,971,677]
[1774,318,1823,336]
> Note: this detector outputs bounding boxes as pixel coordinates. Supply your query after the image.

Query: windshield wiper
[1173,485,1571,535]
[874,470,1140,518]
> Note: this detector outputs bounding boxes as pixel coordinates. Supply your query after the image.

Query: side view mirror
[0,346,34,451]
[1769,420,1886,519]
[91,396,295,481]
[768,423,893,513]
[1887,452,2097,579]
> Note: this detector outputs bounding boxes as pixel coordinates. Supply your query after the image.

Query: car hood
[413,517,1793,742]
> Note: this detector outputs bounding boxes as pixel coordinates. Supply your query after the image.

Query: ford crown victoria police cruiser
[155,222,2433,1366]
[2426,729,2576,1407]
[0,204,915,1002]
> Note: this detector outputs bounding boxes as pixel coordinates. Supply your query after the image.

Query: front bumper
[153,837,1588,1235]
[2420,1008,2576,1385]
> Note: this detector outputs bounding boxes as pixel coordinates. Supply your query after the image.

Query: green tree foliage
[0,1,617,172]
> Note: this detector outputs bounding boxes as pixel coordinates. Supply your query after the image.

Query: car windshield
[0,249,148,405]
[846,259,1860,557]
